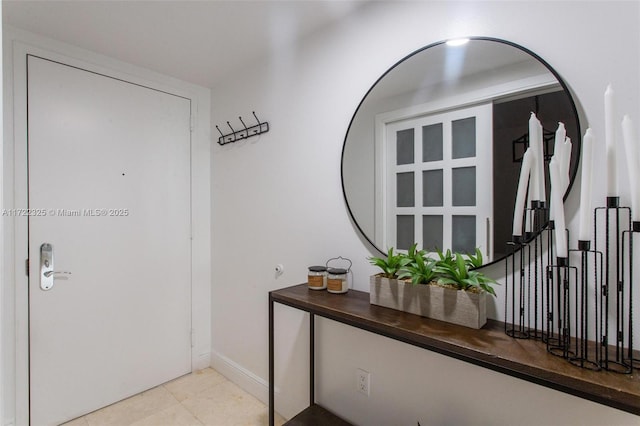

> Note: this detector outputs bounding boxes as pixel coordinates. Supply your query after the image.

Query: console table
[268,284,640,425]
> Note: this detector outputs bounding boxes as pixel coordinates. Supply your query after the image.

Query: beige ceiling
[3,0,366,88]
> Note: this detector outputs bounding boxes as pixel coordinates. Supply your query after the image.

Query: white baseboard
[209,350,279,405]
[193,352,211,371]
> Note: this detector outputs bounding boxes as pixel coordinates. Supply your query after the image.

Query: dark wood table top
[270,284,640,416]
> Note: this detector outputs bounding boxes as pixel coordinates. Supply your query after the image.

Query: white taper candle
[554,122,566,164]
[536,117,546,203]
[525,183,533,233]
[529,113,541,203]
[513,149,534,237]
[562,137,572,193]
[621,115,640,222]
[605,84,617,197]
[578,129,594,241]
[550,160,568,258]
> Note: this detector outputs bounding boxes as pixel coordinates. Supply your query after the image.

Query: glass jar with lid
[307,266,327,290]
[327,268,349,294]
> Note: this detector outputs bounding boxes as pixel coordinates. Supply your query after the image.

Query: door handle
[40,243,71,291]
[43,270,71,278]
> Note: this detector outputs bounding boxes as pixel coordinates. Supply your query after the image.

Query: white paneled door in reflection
[384,103,493,259]
[27,56,192,425]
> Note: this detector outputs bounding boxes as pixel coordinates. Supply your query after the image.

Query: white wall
[210,1,640,424]
[0,3,5,425]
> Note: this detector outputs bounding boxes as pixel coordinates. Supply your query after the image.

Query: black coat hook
[239,116,249,137]
[216,112,270,146]
[217,124,235,143]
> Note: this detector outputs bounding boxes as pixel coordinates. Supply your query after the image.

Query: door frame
[373,71,561,249]
[2,28,212,426]
[382,103,493,257]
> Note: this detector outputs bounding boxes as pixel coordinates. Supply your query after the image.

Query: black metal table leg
[310,313,315,406]
[269,292,274,426]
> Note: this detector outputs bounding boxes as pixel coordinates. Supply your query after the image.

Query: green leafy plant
[398,243,437,284]
[368,247,411,279]
[465,247,484,269]
[398,253,437,285]
[406,242,427,260]
[370,245,498,296]
[434,252,498,296]
[435,248,455,267]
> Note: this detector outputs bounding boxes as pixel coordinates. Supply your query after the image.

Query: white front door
[384,103,493,259]
[27,55,192,425]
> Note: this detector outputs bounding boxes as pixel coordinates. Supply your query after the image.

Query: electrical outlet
[356,368,370,396]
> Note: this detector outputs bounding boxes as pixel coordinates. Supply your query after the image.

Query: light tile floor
[62,368,286,426]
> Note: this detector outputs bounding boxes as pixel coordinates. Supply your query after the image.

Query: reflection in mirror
[342,38,580,266]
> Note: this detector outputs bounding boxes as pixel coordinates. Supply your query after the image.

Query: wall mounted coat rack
[216,111,269,145]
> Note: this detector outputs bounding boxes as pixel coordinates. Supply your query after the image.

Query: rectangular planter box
[369,275,487,329]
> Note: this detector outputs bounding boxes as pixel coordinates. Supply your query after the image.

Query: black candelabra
[624,221,640,370]
[566,239,602,370]
[594,197,634,373]
[504,196,638,374]
[505,202,550,341]
[545,249,578,360]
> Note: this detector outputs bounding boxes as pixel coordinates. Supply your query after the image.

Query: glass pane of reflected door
[452,166,476,206]
[452,117,476,159]
[452,215,476,253]
[396,172,415,207]
[423,215,443,251]
[397,128,415,165]
[397,215,415,250]
[423,123,443,162]
[423,170,443,207]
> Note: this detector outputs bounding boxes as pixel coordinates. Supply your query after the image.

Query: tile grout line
[164,382,207,426]
[64,368,283,426]
[172,375,231,426]
[125,385,184,426]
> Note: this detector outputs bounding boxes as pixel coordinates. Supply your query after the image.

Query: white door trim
[373,72,559,247]
[2,27,212,426]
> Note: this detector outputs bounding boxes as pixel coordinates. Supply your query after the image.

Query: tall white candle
[578,129,594,241]
[536,117,546,203]
[549,188,556,221]
[549,135,573,221]
[529,112,544,201]
[554,122,566,163]
[562,137,572,193]
[525,183,533,233]
[513,149,534,237]
[553,122,567,195]
[550,160,568,258]
[529,113,541,203]
[621,115,640,222]
[605,84,617,197]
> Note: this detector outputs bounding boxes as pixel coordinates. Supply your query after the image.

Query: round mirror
[341,37,580,266]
